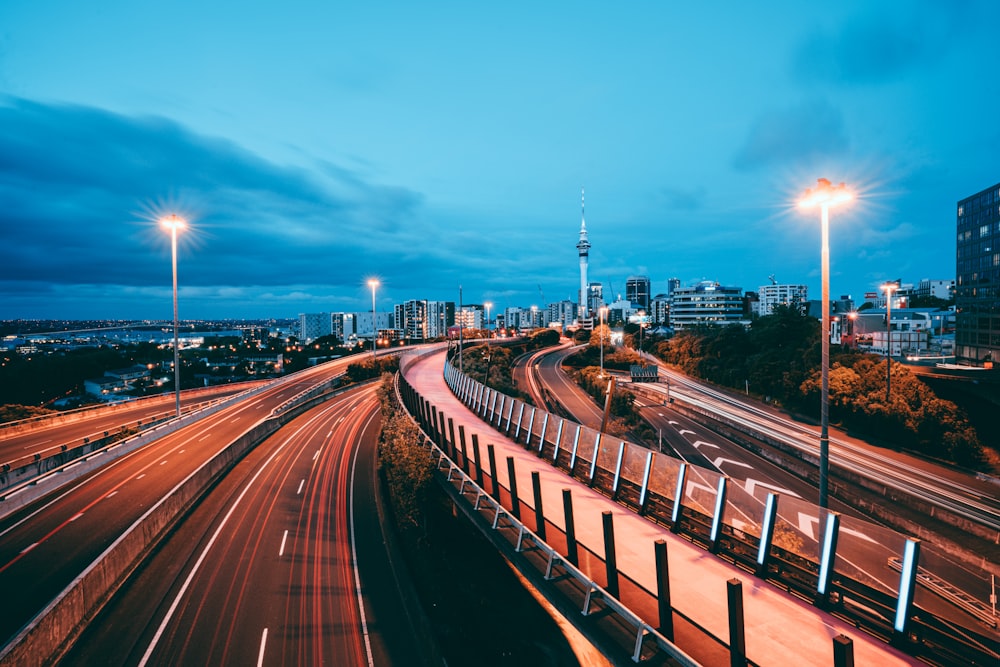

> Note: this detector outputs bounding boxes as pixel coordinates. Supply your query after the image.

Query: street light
[160,214,186,419]
[882,282,898,401]
[847,312,858,348]
[484,301,493,343]
[799,178,852,510]
[368,279,379,361]
[599,306,608,377]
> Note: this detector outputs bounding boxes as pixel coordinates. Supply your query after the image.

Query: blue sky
[1,1,997,320]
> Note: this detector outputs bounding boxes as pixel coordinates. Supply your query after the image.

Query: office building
[625,275,651,310]
[956,181,1000,364]
[670,281,745,330]
[755,283,808,317]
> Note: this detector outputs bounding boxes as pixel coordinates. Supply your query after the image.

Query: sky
[1,1,998,320]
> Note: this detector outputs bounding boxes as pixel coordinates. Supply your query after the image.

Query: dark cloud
[0,96,422,301]
[790,6,966,86]
[733,99,848,171]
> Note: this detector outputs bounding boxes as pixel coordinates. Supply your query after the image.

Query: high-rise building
[667,277,681,295]
[670,281,745,329]
[298,312,332,344]
[956,181,1000,364]
[916,279,955,301]
[625,275,651,310]
[650,294,671,325]
[587,281,604,315]
[576,188,591,319]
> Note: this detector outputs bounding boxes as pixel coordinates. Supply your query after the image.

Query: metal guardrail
[432,357,1000,666]
[395,370,700,666]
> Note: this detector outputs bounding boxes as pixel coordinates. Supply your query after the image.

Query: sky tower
[577,187,591,319]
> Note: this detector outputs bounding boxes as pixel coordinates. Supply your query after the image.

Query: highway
[0,360,354,655]
[0,383,260,472]
[64,382,427,666]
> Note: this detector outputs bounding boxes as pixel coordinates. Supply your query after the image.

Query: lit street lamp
[368,279,379,360]
[882,282,898,401]
[160,214,186,419]
[799,178,852,510]
[599,306,608,377]
[484,301,493,343]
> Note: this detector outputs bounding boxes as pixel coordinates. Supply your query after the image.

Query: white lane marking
[798,513,877,544]
[712,457,752,470]
[160,460,168,466]
[257,628,268,667]
[313,450,320,461]
[743,478,801,499]
[349,410,376,667]
[692,440,719,449]
[106,491,118,498]
[279,530,289,557]
[297,479,305,495]
[20,542,38,555]
[199,434,212,442]
[230,417,241,423]
[138,409,332,667]
[136,474,146,480]
[678,429,696,436]
[668,420,680,425]
[70,513,84,522]
[178,450,185,454]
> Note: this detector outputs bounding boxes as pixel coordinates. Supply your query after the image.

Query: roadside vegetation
[651,306,988,470]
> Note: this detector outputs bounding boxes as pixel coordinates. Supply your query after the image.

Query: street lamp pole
[161,214,186,419]
[882,283,898,401]
[484,301,492,344]
[599,306,607,377]
[459,285,464,373]
[368,279,379,361]
[799,178,852,510]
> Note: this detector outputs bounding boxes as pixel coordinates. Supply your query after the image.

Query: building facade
[670,281,745,330]
[956,181,1000,364]
[755,283,807,317]
[625,275,651,310]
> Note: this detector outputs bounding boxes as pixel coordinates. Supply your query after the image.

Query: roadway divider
[0,382,270,495]
[0,375,353,667]
[0,382,275,516]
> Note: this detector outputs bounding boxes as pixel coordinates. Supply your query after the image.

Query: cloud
[0,96,423,302]
[789,4,973,86]
[733,99,848,171]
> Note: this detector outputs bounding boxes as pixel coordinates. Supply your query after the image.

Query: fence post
[833,635,854,667]
[563,488,578,566]
[531,471,546,540]
[487,444,499,499]
[471,434,483,487]
[507,456,520,520]
[655,539,673,640]
[603,511,619,598]
[727,578,747,667]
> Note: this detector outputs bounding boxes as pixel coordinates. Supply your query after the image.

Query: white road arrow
[692,440,719,449]
[678,429,696,436]
[742,478,801,499]
[797,513,878,544]
[713,457,752,470]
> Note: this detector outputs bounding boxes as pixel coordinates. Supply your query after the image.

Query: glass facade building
[956,182,1000,364]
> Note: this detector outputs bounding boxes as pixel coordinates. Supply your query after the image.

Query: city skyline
[1,2,998,319]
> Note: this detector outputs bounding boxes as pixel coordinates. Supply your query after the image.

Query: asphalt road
[65,382,427,666]
[0,360,351,653]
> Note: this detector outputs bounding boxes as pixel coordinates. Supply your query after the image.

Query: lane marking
[797,513,877,544]
[230,417,241,423]
[692,440,719,450]
[279,530,289,557]
[106,491,118,498]
[70,513,84,522]
[313,450,320,461]
[136,474,146,480]
[257,628,268,667]
[712,457,752,470]
[678,429,696,436]
[297,479,305,495]
[199,434,212,442]
[349,407,377,667]
[743,478,801,499]
[159,460,168,466]
[668,420,680,426]
[20,542,38,555]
